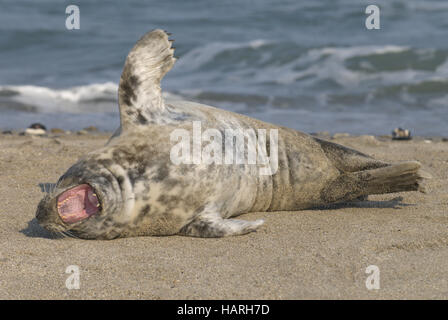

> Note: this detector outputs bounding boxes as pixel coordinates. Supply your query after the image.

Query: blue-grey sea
[1,0,447,135]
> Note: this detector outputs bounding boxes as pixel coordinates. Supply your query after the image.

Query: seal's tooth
[57,194,78,210]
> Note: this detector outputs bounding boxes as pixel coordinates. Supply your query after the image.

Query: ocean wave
[1,43,447,135]
[3,43,445,114]
[174,39,271,72]
[174,42,448,99]
[0,82,118,113]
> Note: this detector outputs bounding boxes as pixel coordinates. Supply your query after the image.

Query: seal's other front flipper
[180,212,264,238]
[118,29,176,130]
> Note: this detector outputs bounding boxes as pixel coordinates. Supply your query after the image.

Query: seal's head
[36,159,124,239]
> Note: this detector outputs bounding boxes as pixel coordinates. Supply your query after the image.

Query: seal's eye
[57,184,101,224]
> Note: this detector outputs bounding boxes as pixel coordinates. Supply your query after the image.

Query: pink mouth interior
[57,184,100,224]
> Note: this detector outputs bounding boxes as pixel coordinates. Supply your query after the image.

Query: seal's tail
[322,161,431,204]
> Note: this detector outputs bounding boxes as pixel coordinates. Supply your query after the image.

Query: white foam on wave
[5,82,118,102]
[309,45,408,60]
[0,82,182,113]
[0,82,118,113]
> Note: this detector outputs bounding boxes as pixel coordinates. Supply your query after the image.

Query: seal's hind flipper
[314,137,389,172]
[118,29,176,130]
[180,212,264,238]
[358,161,431,195]
[321,161,431,204]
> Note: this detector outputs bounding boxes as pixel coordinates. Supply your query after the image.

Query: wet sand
[0,132,447,299]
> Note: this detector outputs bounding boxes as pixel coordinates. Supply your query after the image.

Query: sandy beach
[0,131,447,299]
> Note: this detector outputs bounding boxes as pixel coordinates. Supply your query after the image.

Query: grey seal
[36,29,429,239]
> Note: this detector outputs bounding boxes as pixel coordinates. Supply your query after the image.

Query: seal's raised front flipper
[320,161,431,204]
[180,212,264,238]
[118,29,176,131]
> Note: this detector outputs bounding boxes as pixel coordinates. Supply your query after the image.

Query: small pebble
[83,126,98,132]
[50,128,65,134]
[77,130,88,135]
[333,133,350,139]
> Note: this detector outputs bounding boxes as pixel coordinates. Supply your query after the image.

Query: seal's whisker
[64,230,81,239]
[58,231,68,238]
[60,230,76,239]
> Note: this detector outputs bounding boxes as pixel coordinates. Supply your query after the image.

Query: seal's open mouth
[57,184,100,224]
